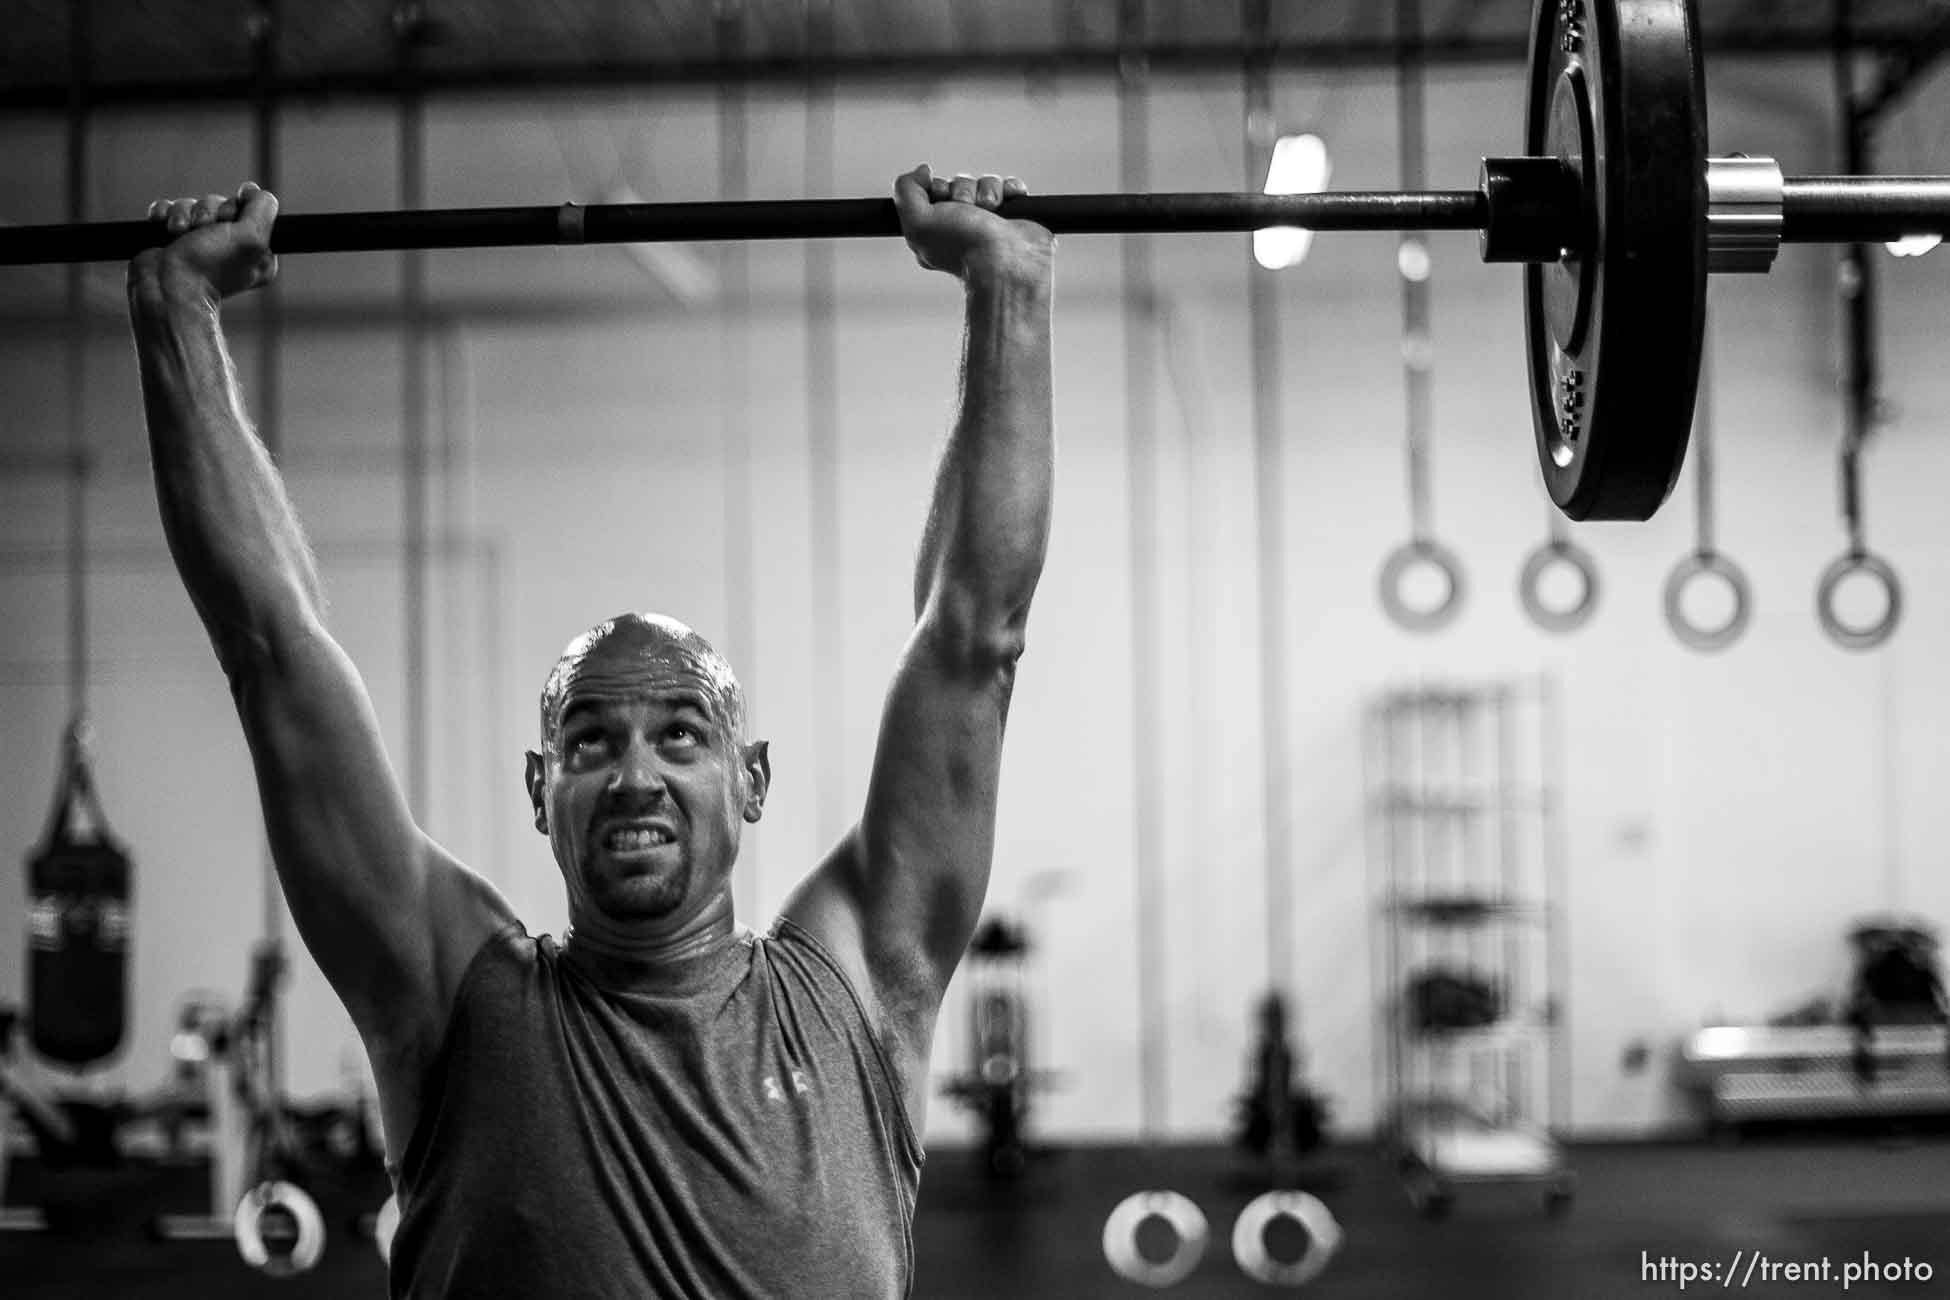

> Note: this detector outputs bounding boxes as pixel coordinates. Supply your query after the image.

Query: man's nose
[609,738,666,793]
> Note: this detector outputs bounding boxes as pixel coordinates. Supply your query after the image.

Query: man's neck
[560,896,741,987]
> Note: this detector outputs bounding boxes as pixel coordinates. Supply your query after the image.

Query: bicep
[228,615,498,1038]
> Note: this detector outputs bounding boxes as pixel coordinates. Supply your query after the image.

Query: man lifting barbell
[5,0,1938,523]
[0,0,1935,516]
[125,164,1054,1297]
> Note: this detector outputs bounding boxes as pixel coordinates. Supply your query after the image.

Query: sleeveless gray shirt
[388,917,925,1298]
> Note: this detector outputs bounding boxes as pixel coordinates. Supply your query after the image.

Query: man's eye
[665,725,697,744]
[568,733,605,755]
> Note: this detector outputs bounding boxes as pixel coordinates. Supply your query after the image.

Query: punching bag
[26,719,132,1067]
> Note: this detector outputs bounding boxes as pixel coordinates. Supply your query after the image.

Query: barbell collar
[1705,156,1782,274]
[1478,156,1581,263]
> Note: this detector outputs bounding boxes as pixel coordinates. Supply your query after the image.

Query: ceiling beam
[1856,7,1950,123]
[1434,0,1505,41]
[0,26,1932,113]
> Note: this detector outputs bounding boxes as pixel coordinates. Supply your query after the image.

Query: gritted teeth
[603,824,675,851]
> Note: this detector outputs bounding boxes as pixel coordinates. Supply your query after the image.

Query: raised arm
[783,168,1054,1113]
[126,188,508,1098]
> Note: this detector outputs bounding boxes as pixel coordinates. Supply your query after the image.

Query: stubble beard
[589,850,691,920]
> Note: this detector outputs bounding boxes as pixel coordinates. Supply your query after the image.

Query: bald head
[538,613,746,753]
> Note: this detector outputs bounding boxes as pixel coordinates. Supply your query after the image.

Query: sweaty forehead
[560,660,723,716]
[541,616,742,739]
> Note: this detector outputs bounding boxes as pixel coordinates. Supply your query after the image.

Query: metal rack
[1366,678,1573,1218]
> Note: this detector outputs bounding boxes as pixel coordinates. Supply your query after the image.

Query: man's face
[525,618,766,928]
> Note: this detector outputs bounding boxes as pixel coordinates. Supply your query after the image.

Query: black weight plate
[1525,0,1707,521]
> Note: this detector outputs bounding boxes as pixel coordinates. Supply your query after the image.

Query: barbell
[5,0,1947,520]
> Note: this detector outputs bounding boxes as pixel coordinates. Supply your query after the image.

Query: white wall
[1,56,1947,1145]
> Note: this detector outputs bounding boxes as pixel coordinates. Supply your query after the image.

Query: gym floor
[5,1132,1947,1297]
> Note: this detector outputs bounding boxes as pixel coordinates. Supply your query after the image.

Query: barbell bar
[3,179,1940,264]
[2,0,1946,520]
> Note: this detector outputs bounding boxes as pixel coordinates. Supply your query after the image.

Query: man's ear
[524,750,549,834]
[742,740,771,824]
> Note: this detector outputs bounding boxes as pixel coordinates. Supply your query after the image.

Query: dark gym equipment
[0,1010,121,1175]
[155,941,329,1276]
[0,1006,119,1233]
[5,0,1949,520]
[1230,992,1330,1162]
[938,917,1058,1179]
[0,990,277,1236]
[1844,918,1949,1089]
[1405,967,1505,1034]
[25,724,133,1068]
[1678,916,1950,1134]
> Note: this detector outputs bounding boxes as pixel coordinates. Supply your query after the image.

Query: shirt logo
[761,1069,813,1103]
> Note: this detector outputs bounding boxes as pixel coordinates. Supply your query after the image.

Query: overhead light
[1254,133,1330,271]
[604,184,720,305]
[1397,239,1432,283]
[1689,1026,1750,1059]
[1885,233,1940,258]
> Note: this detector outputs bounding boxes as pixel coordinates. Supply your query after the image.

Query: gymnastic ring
[1517,537,1600,633]
[1662,550,1751,652]
[374,1192,402,1267]
[1378,538,1467,633]
[1230,1190,1343,1287]
[1101,1190,1209,1288]
[1816,549,1903,651]
[233,1179,326,1276]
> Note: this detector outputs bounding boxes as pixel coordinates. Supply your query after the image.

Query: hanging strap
[1377,0,1465,634]
[1397,0,1434,546]
[65,0,91,728]
[1662,331,1753,652]
[40,717,119,851]
[1691,342,1718,559]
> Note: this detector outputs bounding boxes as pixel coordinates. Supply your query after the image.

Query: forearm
[130,276,323,670]
[913,250,1055,650]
